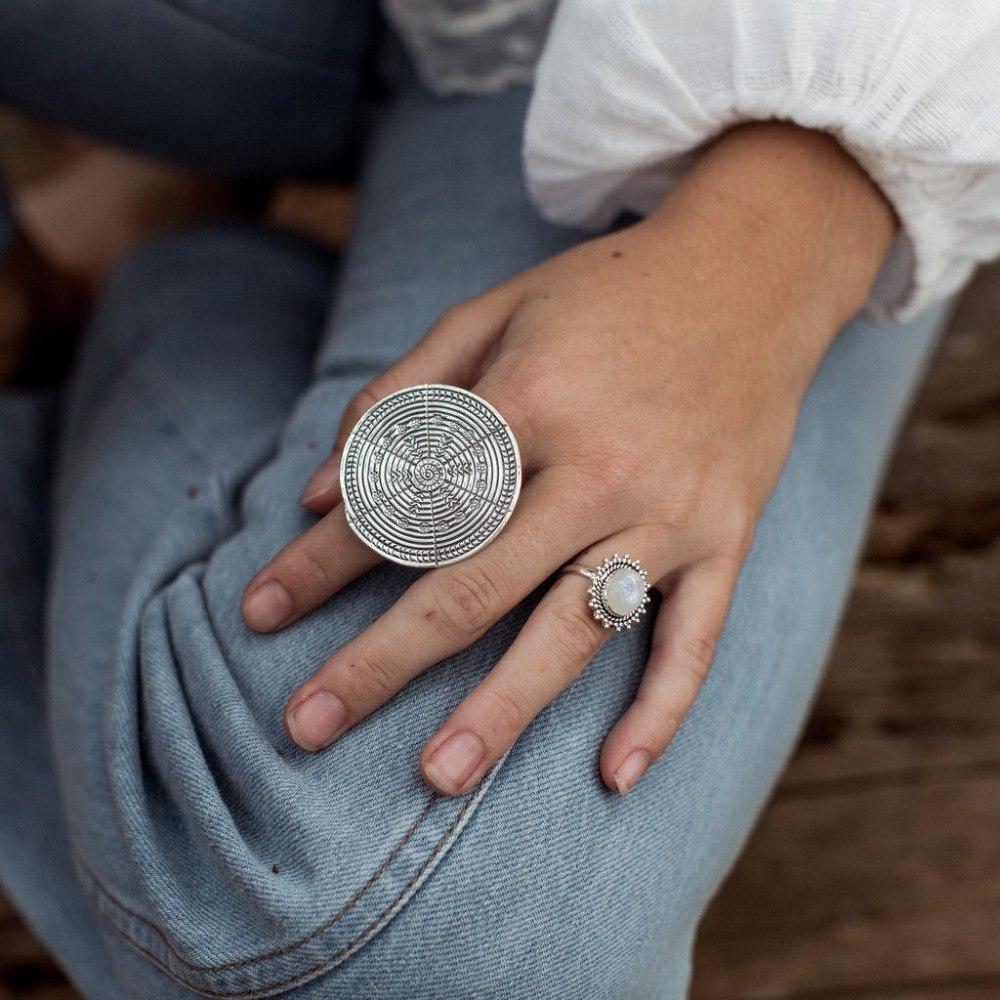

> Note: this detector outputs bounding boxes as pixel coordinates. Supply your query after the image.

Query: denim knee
[48,225,718,999]
[81,561,700,998]
[51,230,525,991]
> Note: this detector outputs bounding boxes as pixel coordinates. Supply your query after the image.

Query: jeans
[0,0,379,177]
[0,20,948,1000]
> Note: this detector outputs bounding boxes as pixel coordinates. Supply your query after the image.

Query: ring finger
[419,528,682,795]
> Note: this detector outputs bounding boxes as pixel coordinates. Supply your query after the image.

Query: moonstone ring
[562,553,651,631]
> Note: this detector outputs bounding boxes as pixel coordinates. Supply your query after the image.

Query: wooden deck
[1,188,997,995]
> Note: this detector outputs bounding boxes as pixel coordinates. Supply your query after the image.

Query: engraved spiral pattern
[340,385,521,567]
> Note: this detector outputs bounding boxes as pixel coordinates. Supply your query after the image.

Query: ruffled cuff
[523,0,1000,322]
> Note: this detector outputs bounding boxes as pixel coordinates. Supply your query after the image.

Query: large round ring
[340,384,521,567]
[563,553,651,631]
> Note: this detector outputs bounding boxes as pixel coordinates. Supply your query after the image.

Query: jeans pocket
[72,479,519,997]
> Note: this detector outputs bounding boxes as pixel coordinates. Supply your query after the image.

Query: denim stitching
[78,783,485,997]
[73,790,438,972]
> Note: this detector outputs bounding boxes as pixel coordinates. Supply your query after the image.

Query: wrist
[644,121,896,364]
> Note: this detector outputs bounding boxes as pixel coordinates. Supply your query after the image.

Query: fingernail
[300,454,340,506]
[423,731,486,795]
[286,691,347,750]
[613,749,652,795]
[244,581,293,632]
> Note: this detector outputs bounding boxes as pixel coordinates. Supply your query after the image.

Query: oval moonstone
[602,567,646,617]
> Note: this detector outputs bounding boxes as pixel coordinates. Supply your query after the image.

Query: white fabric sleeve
[522,0,1000,321]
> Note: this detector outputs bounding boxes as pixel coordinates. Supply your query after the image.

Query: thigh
[47,223,341,993]
[0,0,378,176]
[46,78,581,998]
[45,81,948,1000]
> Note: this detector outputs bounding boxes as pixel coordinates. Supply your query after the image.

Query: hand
[242,122,894,795]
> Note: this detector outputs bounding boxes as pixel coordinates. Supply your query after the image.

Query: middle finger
[283,469,602,751]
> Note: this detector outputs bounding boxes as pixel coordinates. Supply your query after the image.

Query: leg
[1,0,377,385]
[0,0,378,177]
[40,222,339,995]
[0,388,127,998]
[44,80,947,1000]
[43,72,578,996]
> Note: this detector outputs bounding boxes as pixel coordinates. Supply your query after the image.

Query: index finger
[242,503,379,632]
[300,286,523,513]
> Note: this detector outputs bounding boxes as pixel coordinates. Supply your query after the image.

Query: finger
[282,470,600,752]
[599,554,742,795]
[300,284,523,513]
[241,504,379,632]
[418,530,668,795]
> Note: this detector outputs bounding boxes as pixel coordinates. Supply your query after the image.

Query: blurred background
[1,117,998,1000]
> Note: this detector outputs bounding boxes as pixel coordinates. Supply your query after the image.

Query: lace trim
[382,0,556,95]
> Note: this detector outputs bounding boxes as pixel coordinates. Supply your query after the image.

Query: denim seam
[72,789,437,972]
[74,778,487,997]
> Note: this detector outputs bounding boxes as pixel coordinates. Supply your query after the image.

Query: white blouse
[385,1,1000,322]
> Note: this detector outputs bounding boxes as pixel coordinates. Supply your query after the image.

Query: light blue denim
[0,70,949,1000]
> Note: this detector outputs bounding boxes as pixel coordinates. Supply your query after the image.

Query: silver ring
[340,384,521,567]
[563,553,651,631]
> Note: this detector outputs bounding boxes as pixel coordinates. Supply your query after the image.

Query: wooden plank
[784,568,1000,789]
[691,776,1000,999]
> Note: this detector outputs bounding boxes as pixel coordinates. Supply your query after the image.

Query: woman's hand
[242,122,895,795]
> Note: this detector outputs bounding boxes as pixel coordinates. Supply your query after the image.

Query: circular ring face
[584,554,651,631]
[340,384,521,567]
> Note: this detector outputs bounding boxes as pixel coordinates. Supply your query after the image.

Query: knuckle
[484,368,566,456]
[514,369,568,416]
[589,446,635,497]
[342,374,407,443]
[485,682,533,735]
[550,601,605,662]
[687,634,717,672]
[367,368,406,400]
[715,505,758,560]
[679,634,717,683]
[634,692,686,743]
[346,384,383,425]
[658,706,686,743]
[432,564,504,637]
[432,300,475,335]
[346,648,400,702]
[290,539,339,593]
